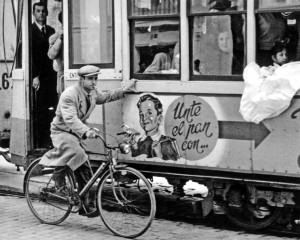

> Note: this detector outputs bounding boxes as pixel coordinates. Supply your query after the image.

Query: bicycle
[23,126,156,238]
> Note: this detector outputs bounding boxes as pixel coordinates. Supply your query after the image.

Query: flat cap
[78,65,100,77]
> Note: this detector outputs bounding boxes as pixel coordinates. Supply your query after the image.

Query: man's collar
[140,132,162,142]
[76,84,88,97]
[35,21,45,31]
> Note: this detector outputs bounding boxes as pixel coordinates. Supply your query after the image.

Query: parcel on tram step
[239,61,300,124]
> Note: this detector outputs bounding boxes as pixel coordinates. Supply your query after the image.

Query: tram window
[256,11,300,66]
[189,0,246,78]
[0,0,19,67]
[69,0,113,68]
[128,0,180,79]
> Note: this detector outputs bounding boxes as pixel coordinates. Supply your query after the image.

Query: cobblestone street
[1,194,299,240]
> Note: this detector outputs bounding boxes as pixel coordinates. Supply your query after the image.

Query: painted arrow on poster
[218,121,271,148]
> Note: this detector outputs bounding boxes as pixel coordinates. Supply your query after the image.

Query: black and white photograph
[1,0,300,239]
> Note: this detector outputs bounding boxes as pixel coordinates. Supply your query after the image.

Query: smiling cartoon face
[139,100,162,135]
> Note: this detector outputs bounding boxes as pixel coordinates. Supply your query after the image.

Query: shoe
[78,193,97,216]
[78,204,98,218]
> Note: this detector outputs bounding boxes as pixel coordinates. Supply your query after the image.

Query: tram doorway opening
[30,0,62,149]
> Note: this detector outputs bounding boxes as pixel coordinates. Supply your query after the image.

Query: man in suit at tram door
[39,65,137,214]
[32,1,57,148]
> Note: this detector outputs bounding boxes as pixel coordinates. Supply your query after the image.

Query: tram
[3,0,300,232]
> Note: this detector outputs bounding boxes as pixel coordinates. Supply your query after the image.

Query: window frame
[187,0,247,81]
[68,0,115,69]
[128,0,181,80]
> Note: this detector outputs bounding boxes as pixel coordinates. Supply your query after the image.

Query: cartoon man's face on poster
[125,94,219,163]
[131,94,180,161]
[138,96,162,136]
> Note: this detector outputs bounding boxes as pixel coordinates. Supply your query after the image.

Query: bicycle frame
[77,138,123,201]
[77,158,110,199]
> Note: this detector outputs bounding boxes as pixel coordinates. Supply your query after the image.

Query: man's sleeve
[31,28,40,79]
[95,88,125,104]
[48,33,62,60]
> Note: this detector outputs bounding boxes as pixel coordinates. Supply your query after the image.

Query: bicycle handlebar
[94,134,115,150]
[92,126,140,152]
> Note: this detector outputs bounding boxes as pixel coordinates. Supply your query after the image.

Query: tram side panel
[119,93,300,177]
[0,1,16,148]
[253,99,300,176]
[0,63,12,148]
[121,94,254,174]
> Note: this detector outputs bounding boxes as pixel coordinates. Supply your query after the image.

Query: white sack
[240,61,300,123]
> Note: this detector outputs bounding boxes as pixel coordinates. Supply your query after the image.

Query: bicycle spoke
[97,167,156,238]
[24,159,74,225]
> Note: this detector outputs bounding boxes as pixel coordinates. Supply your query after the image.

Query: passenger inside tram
[256,11,300,67]
[48,11,64,96]
[133,18,180,74]
[270,41,289,67]
[259,41,290,77]
[143,49,173,73]
[143,43,179,73]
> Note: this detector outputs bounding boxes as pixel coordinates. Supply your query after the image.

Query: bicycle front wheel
[24,158,75,225]
[97,167,156,238]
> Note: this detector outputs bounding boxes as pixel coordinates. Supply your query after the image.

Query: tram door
[30,0,62,150]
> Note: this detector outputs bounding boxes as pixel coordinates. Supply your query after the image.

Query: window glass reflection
[70,0,113,65]
[133,20,180,74]
[130,0,179,16]
[192,14,245,75]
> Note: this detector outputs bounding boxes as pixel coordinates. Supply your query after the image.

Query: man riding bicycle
[39,65,137,214]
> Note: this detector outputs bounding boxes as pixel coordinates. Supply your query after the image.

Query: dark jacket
[32,22,56,88]
[132,135,180,161]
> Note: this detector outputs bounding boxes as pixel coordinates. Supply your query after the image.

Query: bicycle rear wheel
[97,167,156,238]
[24,158,75,225]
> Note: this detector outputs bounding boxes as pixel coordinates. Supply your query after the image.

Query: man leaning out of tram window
[131,93,180,161]
[39,65,137,214]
